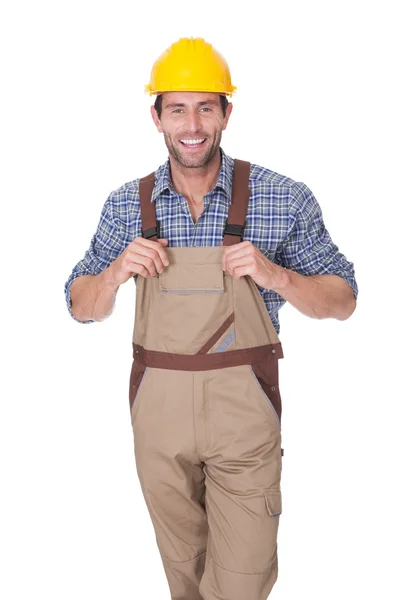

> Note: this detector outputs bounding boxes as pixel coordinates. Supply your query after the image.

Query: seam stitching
[210,555,278,575]
[161,550,206,564]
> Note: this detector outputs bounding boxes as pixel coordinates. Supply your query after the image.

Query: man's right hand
[109,237,170,287]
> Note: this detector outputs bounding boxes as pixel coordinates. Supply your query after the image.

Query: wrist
[271,263,292,293]
[102,263,120,293]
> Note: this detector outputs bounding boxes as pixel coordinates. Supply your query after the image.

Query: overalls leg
[196,365,282,600]
[132,367,209,599]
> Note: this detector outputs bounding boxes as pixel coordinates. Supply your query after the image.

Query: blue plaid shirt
[64,148,358,334]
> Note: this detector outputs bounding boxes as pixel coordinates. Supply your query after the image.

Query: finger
[223,249,244,271]
[135,237,170,266]
[150,238,169,266]
[231,261,256,279]
[225,249,254,272]
[223,247,250,270]
[225,255,254,275]
[157,240,170,266]
[221,241,241,271]
[130,262,152,278]
[225,245,254,261]
[227,256,256,278]
[128,252,159,276]
[231,266,248,279]
[133,245,166,274]
[223,240,251,257]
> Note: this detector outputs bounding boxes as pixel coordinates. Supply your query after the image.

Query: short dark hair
[154,94,229,119]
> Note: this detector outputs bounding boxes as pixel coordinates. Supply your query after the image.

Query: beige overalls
[129,159,284,600]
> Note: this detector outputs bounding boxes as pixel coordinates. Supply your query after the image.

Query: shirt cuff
[64,272,96,324]
[335,271,358,300]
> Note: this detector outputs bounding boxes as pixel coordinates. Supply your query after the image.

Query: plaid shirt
[64,147,358,334]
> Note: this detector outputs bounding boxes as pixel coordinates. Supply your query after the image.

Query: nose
[184,108,202,133]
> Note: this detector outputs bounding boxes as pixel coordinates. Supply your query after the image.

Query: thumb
[158,238,169,245]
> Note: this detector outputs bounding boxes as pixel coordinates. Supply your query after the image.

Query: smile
[179,139,206,146]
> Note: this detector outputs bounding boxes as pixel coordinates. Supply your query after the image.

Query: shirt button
[271,386,276,391]
[272,349,276,354]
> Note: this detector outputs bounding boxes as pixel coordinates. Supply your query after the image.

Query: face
[151,92,233,169]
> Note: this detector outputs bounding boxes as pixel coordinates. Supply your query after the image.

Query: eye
[200,107,211,112]
[172,109,184,114]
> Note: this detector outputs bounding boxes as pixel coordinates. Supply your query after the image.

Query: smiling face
[151,92,233,169]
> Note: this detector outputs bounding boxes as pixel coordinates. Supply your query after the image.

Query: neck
[169,150,222,204]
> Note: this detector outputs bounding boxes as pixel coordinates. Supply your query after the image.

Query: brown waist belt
[132,342,283,371]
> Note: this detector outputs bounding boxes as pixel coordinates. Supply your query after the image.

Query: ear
[222,102,233,131]
[150,105,163,133]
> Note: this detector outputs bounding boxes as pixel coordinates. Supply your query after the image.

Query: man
[65,37,358,600]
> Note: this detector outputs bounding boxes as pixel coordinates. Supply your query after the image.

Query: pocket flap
[264,490,282,517]
[159,263,224,292]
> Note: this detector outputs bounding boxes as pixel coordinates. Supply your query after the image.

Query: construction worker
[64,37,358,600]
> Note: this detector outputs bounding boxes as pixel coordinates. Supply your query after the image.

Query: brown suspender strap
[222,159,251,246]
[139,172,158,240]
[138,158,251,244]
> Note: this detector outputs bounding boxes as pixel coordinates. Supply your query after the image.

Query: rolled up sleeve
[279,182,358,299]
[64,193,125,323]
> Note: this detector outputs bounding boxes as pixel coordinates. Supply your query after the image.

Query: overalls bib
[129,159,284,600]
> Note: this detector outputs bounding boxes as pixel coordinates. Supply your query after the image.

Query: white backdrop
[1,1,399,598]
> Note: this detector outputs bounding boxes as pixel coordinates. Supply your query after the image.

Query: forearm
[70,265,120,322]
[272,266,356,321]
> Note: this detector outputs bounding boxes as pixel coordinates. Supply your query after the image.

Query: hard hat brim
[145,85,236,97]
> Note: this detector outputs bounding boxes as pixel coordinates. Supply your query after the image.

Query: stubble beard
[164,130,222,169]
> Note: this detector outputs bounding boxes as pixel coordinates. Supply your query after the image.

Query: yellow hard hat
[145,37,236,97]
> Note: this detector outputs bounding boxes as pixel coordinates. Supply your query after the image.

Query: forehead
[161,91,221,107]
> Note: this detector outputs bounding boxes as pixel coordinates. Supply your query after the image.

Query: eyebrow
[164,100,219,109]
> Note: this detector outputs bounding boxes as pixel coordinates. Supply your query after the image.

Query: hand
[109,237,169,286]
[221,241,283,290]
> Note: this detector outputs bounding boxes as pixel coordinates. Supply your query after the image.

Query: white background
[1,1,399,598]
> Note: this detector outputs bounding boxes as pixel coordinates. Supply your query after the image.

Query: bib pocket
[159,263,224,292]
[156,263,233,353]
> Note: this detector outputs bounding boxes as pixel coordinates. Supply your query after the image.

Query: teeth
[180,139,205,145]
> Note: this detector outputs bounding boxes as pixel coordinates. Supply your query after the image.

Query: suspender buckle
[224,220,245,240]
[141,220,160,239]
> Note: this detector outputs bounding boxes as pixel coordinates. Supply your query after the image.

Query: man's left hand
[222,241,286,291]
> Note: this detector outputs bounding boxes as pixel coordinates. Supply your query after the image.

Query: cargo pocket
[264,489,282,518]
[249,358,282,426]
[129,360,147,421]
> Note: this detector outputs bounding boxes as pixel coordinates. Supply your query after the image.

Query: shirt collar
[150,147,233,203]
